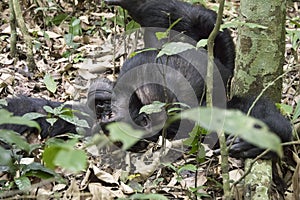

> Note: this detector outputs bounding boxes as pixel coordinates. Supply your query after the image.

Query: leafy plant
[106,122,145,150]
[0,102,91,191]
[176,107,283,157]
[132,193,168,200]
[0,109,60,191]
[157,42,195,58]
[43,137,87,172]
[43,104,90,129]
[286,29,300,51]
[43,73,57,94]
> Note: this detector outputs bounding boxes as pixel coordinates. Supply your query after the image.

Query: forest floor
[0,0,299,199]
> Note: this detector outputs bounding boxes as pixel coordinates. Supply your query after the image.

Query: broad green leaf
[129,193,168,200]
[157,42,195,58]
[22,162,57,179]
[139,101,166,114]
[43,73,57,93]
[178,164,197,174]
[23,112,45,120]
[59,114,90,128]
[64,33,74,47]
[52,104,68,115]
[52,13,69,26]
[43,105,55,114]
[43,139,80,170]
[196,39,208,48]
[155,31,169,40]
[0,146,13,166]
[70,18,82,36]
[46,118,58,126]
[276,103,293,117]
[125,21,140,34]
[176,107,283,156]
[43,145,61,169]
[14,176,31,191]
[54,149,87,172]
[106,122,145,150]
[0,109,40,131]
[0,130,30,152]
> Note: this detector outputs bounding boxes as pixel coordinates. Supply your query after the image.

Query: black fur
[105,0,235,72]
[88,50,292,157]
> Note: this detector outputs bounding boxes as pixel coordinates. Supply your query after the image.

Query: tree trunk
[232,0,286,102]
[232,0,286,199]
[12,0,36,71]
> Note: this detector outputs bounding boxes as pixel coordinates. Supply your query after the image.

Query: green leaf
[52,13,69,26]
[14,176,31,191]
[22,162,57,179]
[43,73,57,93]
[139,101,166,114]
[0,130,30,152]
[52,104,67,115]
[54,149,87,172]
[196,39,208,48]
[43,139,84,172]
[46,118,58,126]
[176,107,283,157]
[125,20,140,34]
[129,193,168,200]
[59,114,90,128]
[155,31,169,40]
[70,18,82,36]
[157,42,195,58]
[43,145,61,169]
[106,122,145,150]
[178,164,197,174]
[64,33,74,47]
[43,105,55,114]
[0,109,40,131]
[23,112,45,120]
[276,103,293,117]
[0,146,13,166]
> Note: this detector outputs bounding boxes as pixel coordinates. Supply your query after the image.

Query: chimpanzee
[97,0,291,157]
[88,48,231,150]
[104,0,235,73]
[0,96,97,139]
[87,49,292,158]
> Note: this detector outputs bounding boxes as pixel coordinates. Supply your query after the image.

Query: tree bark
[9,0,17,58]
[12,0,36,71]
[232,0,286,199]
[232,0,286,102]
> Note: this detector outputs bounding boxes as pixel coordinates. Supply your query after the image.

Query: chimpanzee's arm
[226,96,292,158]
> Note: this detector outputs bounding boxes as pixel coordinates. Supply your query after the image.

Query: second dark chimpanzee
[87,49,292,158]
[105,0,235,73]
